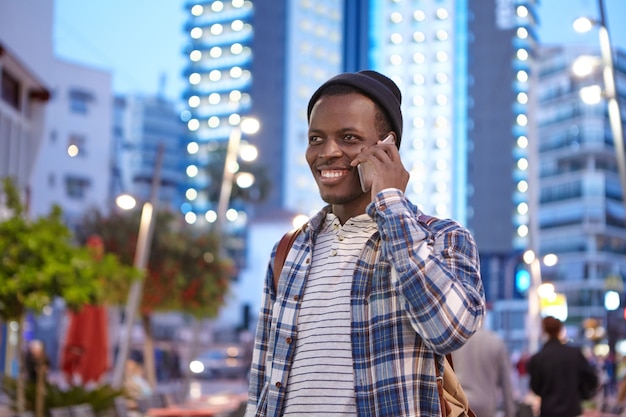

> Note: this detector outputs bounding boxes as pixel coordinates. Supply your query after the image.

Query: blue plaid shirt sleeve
[369,188,485,353]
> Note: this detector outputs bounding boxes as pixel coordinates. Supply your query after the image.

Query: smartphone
[357,134,394,193]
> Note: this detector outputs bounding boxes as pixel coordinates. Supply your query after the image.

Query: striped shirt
[246,189,485,417]
[282,214,376,416]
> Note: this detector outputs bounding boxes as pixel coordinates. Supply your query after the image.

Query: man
[453,318,517,417]
[527,316,599,417]
[246,70,485,417]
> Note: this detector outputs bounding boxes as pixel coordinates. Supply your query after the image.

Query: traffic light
[514,263,531,298]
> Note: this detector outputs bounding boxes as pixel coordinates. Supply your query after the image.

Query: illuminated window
[517,49,529,60]
[210,24,223,35]
[436,8,449,20]
[436,30,449,41]
[414,10,425,21]
[190,27,202,39]
[209,93,221,104]
[188,119,200,131]
[210,47,222,58]
[391,33,403,44]
[413,52,425,64]
[517,27,528,39]
[208,116,220,128]
[188,96,200,107]
[67,134,86,157]
[232,20,244,31]
[190,50,202,61]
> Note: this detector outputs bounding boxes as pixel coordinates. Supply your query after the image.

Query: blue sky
[53,0,626,102]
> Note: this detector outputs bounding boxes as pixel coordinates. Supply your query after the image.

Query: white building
[30,59,113,226]
[0,1,52,197]
[0,0,114,225]
[0,42,50,195]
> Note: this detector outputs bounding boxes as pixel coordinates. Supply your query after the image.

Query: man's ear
[388,132,400,149]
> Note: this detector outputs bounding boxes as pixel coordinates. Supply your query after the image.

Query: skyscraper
[535,43,626,333]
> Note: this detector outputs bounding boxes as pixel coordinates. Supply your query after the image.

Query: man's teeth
[321,170,344,178]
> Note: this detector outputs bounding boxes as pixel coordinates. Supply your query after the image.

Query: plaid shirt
[246,189,485,417]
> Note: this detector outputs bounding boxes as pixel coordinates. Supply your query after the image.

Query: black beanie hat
[307,70,403,148]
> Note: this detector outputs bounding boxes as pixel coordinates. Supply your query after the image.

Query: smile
[320,169,348,179]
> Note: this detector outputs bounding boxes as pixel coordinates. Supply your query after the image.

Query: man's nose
[319,139,342,158]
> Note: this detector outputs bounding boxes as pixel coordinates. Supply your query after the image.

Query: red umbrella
[61,304,109,384]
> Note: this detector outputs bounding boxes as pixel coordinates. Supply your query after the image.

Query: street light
[110,143,163,388]
[215,118,260,250]
[574,0,626,227]
[524,250,559,353]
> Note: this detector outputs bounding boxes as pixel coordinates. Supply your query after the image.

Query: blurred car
[188,346,250,379]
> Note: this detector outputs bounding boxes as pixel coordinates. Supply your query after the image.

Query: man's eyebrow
[307,127,363,136]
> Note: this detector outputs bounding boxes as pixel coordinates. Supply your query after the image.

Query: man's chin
[319,190,363,205]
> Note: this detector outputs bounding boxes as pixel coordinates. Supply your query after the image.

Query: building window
[64,176,90,199]
[68,89,93,115]
[1,69,21,110]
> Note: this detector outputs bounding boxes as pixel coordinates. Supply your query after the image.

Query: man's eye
[344,134,358,142]
[308,136,322,144]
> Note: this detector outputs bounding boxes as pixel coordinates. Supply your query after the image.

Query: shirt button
[293,295,299,301]
[331,249,337,256]
[275,382,282,388]
[286,337,293,344]
[305,258,310,264]
[338,234,344,241]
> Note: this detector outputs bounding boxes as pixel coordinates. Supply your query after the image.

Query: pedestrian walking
[453,321,516,417]
[527,316,598,417]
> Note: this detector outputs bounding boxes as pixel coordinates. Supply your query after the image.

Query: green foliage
[1,376,124,413]
[0,178,138,320]
[76,207,233,318]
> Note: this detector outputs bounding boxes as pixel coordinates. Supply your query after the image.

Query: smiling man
[245,70,485,417]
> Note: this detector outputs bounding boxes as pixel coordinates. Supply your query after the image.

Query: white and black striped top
[282,213,377,416]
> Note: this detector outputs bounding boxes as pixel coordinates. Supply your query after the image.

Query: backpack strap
[435,354,453,417]
[272,226,304,292]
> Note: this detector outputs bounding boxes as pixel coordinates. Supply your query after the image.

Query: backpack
[272,222,476,417]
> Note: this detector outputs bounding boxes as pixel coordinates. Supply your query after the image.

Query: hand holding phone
[357,135,395,193]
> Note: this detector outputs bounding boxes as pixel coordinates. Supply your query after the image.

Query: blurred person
[245,70,485,417]
[124,357,153,413]
[514,350,532,400]
[453,319,516,417]
[24,339,49,384]
[528,316,598,417]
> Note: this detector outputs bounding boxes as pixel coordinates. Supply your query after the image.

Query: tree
[0,178,138,416]
[76,207,234,386]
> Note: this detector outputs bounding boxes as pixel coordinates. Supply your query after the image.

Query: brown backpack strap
[435,354,477,417]
[435,355,453,417]
[273,226,304,292]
